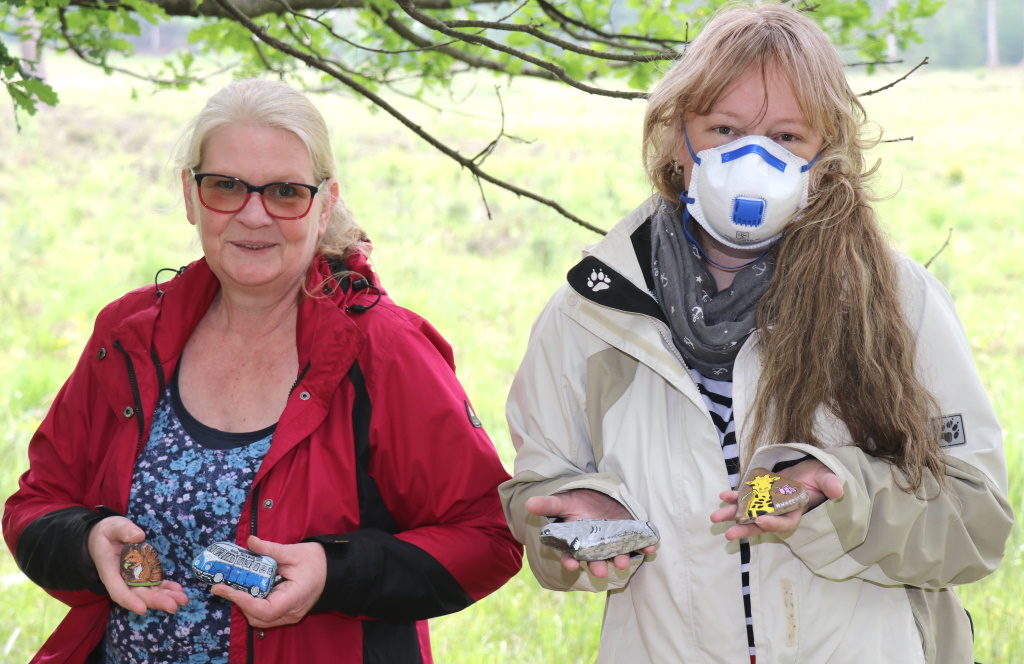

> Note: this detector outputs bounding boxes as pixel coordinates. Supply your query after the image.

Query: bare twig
[924,228,953,269]
[788,1,822,11]
[214,0,607,234]
[471,86,531,166]
[395,0,647,100]
[474,174,493,220]
[846,58,903,67]
[859,57,928,96]
[251,37,288,76]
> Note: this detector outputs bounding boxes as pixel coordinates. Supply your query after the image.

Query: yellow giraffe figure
[744,473,780,521]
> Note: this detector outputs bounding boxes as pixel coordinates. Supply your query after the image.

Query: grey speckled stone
[540,519,660,561]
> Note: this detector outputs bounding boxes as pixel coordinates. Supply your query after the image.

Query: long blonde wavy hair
[643,3,943,490]
[175,78,369,264]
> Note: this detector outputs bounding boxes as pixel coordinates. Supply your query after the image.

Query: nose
[234,191,274,227]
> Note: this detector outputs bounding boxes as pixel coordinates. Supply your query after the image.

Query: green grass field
[1,57,1021,662]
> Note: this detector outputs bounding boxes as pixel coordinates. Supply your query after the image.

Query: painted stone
[191,541,278,599]
[540,519,660,562]
[736,467,809,524]
[119,542,165,587]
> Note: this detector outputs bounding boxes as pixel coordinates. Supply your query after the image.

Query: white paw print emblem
[587,269,611,292]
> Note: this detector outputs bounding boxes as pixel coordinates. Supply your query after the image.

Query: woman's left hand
[210,536,326,628]
[709,459,844,540]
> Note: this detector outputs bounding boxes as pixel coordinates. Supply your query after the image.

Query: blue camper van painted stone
[191,541,278,599]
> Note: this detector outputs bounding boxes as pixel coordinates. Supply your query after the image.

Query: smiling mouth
[233,241,274,250]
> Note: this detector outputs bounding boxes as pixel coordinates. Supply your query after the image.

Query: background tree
[1,0,943,231]
[899,0,1024,67]
[986,0,999,66]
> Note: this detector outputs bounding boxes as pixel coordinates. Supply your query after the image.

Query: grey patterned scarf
[650,203,774,380]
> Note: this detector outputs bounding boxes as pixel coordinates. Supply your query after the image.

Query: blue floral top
[102,374,273,664]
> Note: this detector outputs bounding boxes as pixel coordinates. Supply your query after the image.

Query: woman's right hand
[86,516,189,615]
[525,489,657,579]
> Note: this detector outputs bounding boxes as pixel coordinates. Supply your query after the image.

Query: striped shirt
[690,368,756,660]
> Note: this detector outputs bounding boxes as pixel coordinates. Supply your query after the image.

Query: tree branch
[64,0,506,19]
[378,10,558,82]
[859,57,928,96]
[213,0,607,234]
[441,17,678,63]
[395,0,647,100]
[924,227,953,269]
[536,0,687,49]
[846,58,903,67]
[280,2,465,56]
[537,13,663,55]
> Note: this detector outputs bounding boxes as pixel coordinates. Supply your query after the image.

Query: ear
[317,179,338,237]
[181,170,197,226]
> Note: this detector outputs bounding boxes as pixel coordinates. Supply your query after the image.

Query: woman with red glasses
[4,79,521,664]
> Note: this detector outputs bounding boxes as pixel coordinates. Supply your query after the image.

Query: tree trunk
[985,0,999,67]
[886,0,898,60]
[18,15,46,78]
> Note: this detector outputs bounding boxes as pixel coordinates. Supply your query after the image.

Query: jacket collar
[107,254,371,448]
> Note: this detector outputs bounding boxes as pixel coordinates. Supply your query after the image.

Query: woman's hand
[710,459,844,540]
[210,536,326,628]
[86,516,189,615]
[526,489,658,579]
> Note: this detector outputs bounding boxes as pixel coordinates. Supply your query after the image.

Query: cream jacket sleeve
[499,287,648,593]
[749,255,1014,588]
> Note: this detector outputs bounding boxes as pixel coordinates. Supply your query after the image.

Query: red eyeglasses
[192,171,326,220]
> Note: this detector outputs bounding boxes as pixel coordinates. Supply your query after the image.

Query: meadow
[0,56,1021,662]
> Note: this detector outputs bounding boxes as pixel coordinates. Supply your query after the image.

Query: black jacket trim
[630,217,657,294]
[304,361,472,660]
[347,362,399,534]
[307,529,473,621]
[15,505,119,594]
[567,254,668,325]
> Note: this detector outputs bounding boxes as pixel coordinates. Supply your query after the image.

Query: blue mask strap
[800,148,824,173]
[683,126,701,166]
[677,192,774,272]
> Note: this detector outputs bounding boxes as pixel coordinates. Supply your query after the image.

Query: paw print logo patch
[587,269,611,292]
[939,414,965,447]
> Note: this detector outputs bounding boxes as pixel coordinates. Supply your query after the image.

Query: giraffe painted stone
[736,467,809,524]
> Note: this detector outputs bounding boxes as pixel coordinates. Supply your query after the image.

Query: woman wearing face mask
[499,4,1012,663]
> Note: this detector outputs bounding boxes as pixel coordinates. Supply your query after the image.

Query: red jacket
[4,254,522,663]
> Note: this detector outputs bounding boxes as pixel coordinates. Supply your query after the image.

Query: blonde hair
[644,3,943,490]
[175,79,369,263]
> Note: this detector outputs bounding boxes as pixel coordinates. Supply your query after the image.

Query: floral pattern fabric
[102,389,272,664]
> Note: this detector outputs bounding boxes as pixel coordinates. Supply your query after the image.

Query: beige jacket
[499,200,1013,664]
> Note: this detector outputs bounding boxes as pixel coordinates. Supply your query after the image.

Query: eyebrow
[706,110,810,129]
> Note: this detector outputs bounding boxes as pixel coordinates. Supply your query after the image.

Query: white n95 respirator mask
[681,131,819,250]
